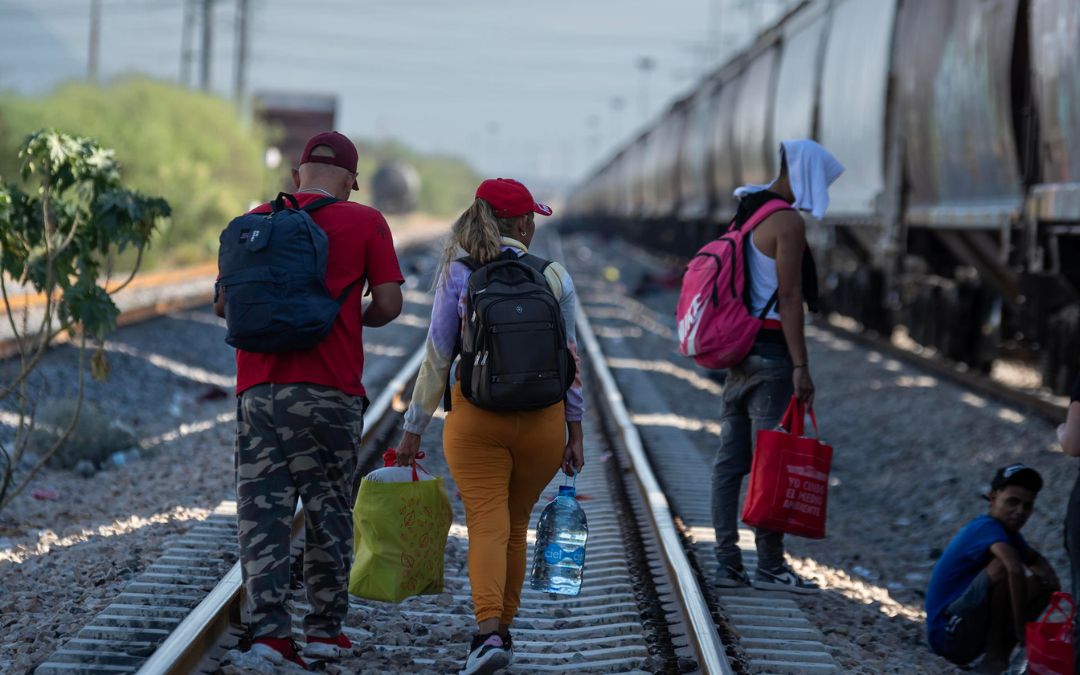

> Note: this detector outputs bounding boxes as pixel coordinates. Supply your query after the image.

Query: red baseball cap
[299,131,359,190]
[475,178,553,218]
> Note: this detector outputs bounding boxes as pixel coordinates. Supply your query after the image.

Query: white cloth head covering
[732,139,845,220]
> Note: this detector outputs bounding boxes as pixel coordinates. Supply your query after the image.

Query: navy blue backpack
[217,192,357,353]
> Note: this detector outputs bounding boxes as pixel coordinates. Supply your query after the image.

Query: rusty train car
[564,0,1080,394]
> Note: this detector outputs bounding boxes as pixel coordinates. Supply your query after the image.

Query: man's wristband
[793,363,807,369]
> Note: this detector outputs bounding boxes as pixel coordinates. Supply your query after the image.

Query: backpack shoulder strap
[456,249,518,274]
[516,250,561,298]
[740,198,793,232]
[516,253,552,275]
[271,192,300,213]
[300,196,338,213]
[742,199,796,317]
[442,344,459,414]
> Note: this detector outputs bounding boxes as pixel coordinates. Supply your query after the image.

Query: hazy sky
[0,0,793,189]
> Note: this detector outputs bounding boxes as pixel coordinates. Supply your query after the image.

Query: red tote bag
[741,396,833,539]
[1027,592,1075,675]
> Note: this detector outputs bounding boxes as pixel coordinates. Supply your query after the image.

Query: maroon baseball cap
[475,178,553,218]
[299,131,359,190]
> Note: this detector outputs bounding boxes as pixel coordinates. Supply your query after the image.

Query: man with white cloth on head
[712,139,844,593]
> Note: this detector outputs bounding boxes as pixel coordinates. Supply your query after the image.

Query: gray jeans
[938,570,992,665]
[711,343,794,571]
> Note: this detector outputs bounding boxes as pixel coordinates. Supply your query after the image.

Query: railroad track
[25,227,886,675]
[27,229,734,675]
[30,345,426,675]
[816,315,1069,424]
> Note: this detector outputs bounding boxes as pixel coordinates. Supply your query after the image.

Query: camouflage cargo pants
[235,383,365,639]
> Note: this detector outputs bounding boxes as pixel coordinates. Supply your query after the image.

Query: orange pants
[443,383,566,624]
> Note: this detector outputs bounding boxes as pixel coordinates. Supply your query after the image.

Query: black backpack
[451,250,576,411]
[217,192,357,353]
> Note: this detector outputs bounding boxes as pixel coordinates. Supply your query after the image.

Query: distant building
[254,92,337,189]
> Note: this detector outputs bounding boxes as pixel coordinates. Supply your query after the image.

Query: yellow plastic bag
[348,461,453,603]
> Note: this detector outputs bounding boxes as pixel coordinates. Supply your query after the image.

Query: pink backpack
[677,199,792,368]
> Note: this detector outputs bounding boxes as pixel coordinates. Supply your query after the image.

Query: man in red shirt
[215,131,403,669]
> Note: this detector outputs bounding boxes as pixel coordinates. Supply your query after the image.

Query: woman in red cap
[396,178,584,674]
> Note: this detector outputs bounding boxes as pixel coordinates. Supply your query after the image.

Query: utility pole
[199,0,214,91]
[233,0,250,106]
[180,0,196,86]
[87,0,101,82]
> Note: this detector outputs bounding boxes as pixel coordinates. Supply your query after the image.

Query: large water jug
[530,482,588,595]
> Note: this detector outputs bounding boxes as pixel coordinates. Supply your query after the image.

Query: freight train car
[565,0,1080,394]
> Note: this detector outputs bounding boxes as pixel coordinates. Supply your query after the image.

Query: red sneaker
[304,633,353,659]
[249,636,309,670]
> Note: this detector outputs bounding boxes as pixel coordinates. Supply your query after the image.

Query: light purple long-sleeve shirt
[403,237,584,435]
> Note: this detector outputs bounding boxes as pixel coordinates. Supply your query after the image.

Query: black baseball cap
[989,463,1043,494]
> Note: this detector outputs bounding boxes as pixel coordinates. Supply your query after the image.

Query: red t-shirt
[233,193,404,397]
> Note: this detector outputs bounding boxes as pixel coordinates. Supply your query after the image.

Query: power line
[0,0,184,18]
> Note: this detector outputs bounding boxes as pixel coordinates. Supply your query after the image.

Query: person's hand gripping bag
[348,448,453,602]
[741,396,833,539]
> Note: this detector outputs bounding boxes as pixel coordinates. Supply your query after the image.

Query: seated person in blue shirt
[925,463,1059,673]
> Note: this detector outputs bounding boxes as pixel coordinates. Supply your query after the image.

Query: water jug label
[544,543,585,566]
[571,547,585,566]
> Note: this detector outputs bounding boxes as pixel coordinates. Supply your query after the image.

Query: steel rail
[556,233,732,673]
[135,344,428,675]
[4,263,219,311]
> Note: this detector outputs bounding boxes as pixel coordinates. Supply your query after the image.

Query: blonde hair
[435,198,519,288]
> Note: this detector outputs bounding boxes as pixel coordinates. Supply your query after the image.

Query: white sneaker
[753,565,819,594]
[460,632,510,675]
[303,633,353,660]
[224,637,309,673]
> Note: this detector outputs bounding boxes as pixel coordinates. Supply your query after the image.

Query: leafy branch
[0,130,169,512]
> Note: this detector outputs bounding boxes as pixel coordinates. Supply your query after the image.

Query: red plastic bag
[1027,592,1075,675]
[741,397,833,539]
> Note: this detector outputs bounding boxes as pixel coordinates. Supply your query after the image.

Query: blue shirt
[925,514,1030,651]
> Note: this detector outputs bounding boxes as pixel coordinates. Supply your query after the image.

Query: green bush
[0,79,481,268]
[0,78,274,268]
